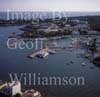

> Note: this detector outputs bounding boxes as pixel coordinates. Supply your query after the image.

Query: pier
[28,45,78,59]
[28,48,49,58]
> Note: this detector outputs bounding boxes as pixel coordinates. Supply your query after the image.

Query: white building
[88,30,99,35]
[10,81,21,96]
[0,81,21,97]
[72,31,80,35]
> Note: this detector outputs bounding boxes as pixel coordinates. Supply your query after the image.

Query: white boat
[82,62,86,66]
[47,49,56,54]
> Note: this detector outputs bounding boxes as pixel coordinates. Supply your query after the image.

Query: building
[22,89,41,97]
[0,81,21,97]
[38,23,59,33]
[72,31,80,35]
[0,81,42,97]
[88,30,99,35]
[95,37,100,53]
[10,81,21,96]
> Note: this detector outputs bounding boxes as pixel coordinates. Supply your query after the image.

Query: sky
[0,0,100,11]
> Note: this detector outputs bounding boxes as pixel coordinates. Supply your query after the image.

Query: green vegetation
[32,32,36,36]
[13,93,21,97]
[20,16,100,38]
[68,16,100,31]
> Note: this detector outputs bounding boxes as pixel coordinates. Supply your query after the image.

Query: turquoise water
[0,26,100,97]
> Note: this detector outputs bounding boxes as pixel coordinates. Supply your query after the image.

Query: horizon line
[0,10,100,12]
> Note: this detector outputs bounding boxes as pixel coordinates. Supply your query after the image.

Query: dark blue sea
[0,12,100,97]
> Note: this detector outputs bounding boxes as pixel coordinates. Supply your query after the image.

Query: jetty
[28,48,49,59]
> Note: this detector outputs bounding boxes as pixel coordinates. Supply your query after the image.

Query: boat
[35,51,49,58]
[82,62,86,66]
[47,49,56,54]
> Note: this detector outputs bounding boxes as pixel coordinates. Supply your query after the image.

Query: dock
[28,48,49,59]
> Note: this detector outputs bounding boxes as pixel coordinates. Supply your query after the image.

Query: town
[8,16,100,66]
[0,80,41,97]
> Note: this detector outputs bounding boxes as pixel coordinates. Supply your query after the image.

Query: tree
[13,93,21,97]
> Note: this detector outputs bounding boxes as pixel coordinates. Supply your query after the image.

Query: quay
[28,45,78,59]
[28,48,49,59]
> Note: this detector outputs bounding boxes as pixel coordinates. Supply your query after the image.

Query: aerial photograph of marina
[0,0,100,97]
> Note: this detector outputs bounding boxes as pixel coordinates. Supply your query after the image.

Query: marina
[28,48,56,59]
[0,26,100,97]
[0,0,100,95]
[28,48,49,59]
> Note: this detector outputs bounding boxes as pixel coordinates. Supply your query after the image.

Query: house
[72,31,80,35]
[22,89,41,97]
[38,23,59,33]
[88,30,99,35]
[95,37,100,53]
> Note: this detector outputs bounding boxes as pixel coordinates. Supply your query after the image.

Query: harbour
[0,26,100,97]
